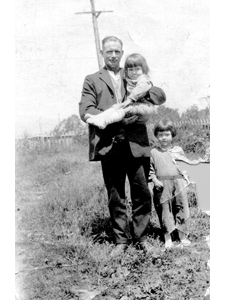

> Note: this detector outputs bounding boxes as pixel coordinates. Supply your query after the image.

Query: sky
[15,0,210,136]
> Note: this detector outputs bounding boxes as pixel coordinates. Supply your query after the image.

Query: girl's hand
[200,157,209,163]
[121,98,132,108]
[153,179,164,190]
[84,113,91,121]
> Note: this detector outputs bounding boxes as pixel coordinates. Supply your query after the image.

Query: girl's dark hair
[153,119,177,138]
[124,53,150,75]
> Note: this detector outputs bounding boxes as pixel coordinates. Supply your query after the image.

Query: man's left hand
[121,115,138,125]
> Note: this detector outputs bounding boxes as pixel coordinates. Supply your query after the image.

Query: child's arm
[120,75,153,110]
[127,75,153,102]
[171,146,206,164]
[149,157,164,190]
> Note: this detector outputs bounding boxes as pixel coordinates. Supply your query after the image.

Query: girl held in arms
[85,53,158,129]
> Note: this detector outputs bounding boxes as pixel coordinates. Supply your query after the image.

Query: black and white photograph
[14,0,212,299]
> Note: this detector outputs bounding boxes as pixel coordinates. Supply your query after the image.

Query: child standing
[85,53,159,129]
[149,119,205,248]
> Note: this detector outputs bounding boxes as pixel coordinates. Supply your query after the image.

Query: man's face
[101,40,123,72]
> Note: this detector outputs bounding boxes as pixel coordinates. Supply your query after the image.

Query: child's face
[127,66,143,80]
[157,130,173,148]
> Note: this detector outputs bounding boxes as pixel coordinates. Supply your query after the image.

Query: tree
[52,114,87,136]
[146,105,181,125]
[156,105,180,121]
[198,107,210,119]
[181,105,199,120]
[181,104,209,121]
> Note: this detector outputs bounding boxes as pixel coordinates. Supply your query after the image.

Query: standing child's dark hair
[153,119,177,138]
[124,53,150,76]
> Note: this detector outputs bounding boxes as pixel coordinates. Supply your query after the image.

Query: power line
[75,0,113,70]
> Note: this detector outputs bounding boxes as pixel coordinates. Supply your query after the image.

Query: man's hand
[121,115,138,125]
[135,115,150,124]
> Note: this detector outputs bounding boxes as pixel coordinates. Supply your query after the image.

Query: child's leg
[125,103,154,116]
[173,179,191,246]
[85,105,126,129]
[164,233,173,248]
[153,181,176,248]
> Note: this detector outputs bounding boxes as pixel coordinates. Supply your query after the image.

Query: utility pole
[75,0,113,70]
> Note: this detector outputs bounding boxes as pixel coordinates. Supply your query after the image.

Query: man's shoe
[110,244,128,257]
[136,240,153,254]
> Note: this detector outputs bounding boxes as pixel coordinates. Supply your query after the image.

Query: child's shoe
[178,231,191,247]
[85,114,107,129]
[180,238,191,246]
[165,240,174,249]
[164,233,174,249]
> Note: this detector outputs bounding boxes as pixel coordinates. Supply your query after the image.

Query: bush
[175,124,210,156]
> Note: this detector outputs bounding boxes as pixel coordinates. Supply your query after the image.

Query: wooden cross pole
[75,0,113,70]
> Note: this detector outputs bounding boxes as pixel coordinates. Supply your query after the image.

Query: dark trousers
[101,139,152,244]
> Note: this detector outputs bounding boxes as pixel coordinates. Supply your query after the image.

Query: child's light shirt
[149,146,182,181]
[149,145,203,181]
[126,74,152,102]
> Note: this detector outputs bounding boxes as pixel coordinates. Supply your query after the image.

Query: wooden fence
[173,118,210,128]
[147,118,210,129]
[16,118,210,150]
[15,131,84,150]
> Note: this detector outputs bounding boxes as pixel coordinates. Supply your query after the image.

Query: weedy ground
[15,143,210,300]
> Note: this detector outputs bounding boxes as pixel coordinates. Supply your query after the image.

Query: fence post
[40,135,45,149]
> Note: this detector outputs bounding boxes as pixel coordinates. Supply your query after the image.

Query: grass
[15,143,210,300]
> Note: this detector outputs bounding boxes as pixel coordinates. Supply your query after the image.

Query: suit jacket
[79,66,166,161]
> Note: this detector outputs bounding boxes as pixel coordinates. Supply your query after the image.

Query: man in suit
[79,36,166,255]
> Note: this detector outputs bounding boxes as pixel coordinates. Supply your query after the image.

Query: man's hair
[102,36,123,48]
[124,53,150,75]
[153,119,177,138]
